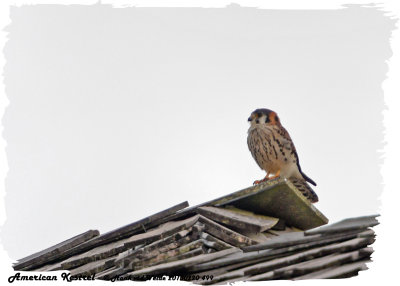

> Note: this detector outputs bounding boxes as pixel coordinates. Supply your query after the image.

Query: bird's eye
[256,120,259,124]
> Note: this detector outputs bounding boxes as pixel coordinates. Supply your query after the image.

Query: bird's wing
[279,126,317,187]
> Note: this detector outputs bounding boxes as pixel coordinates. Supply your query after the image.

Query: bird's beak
[248,117,252,122]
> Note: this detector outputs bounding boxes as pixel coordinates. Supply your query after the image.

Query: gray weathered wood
[275,248,373,279]
[242,227,370,252]
[198,215,258,247]
[95,266,127,280]
[16,202,189,271]
[58,216,198,271]
[33,261,63,272]
[14,229,100,271]
[305,215,379,236]
[243,237,373,276]
[122,214,199,249]
[192,256,270,280]
[123,247,240,277]
[293,259,370,279]
[81,201,189,249]
[197,206,278,232]
[203,237,373,284]
[123,235,198,269]
[200,232,234,251]
[131,240,206,270]
[163,247,204,264]
[69,256,116,277]
[247,247,373,281]
[144,179,326,232]
[114,229,192,267]
[191,234,361,275]
[212,179,328,230]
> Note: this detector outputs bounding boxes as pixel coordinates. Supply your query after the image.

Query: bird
[247,108,319,203]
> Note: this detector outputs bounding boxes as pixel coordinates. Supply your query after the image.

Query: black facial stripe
[265,116,270,123]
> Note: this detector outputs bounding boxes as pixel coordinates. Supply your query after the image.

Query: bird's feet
[253,171,281,185]
[253,178,268,185]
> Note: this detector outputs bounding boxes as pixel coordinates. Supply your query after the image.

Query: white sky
[0,1,400,284]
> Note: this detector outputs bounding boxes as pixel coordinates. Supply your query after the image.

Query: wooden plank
[203,238,373,284]
[200,232,235,251]
[69,256,116,277]
[122,247,240,277]
[242,232,308,251]
[60,202,191,266]
[233,229,272,244]
[247,248,373,281]
[215,275,252,285]
[275,248,373,278]
[163,247,204,264]
[122,214,199,249]
[14,229,100,271]
[187,251,261,273]
[197,206,278,232]
[95,266,126,281]
[243,237,373,276]
[131,240,206,270]
[33,261,63,272]
[190,234,354,275]
[95,266,119,279]
[267,226,302,236]
[293,260,370,279]
[192,256,271,280]
[123,235,197,270]
[144,179,325,232]
[198,215,258,247]
[114,229,192,267]
[242,228,369,252]
[213,179,328,230]
[45,214,196,273]
[59,236,132,270]
[16,202,189,271]
[58,216,198,271]
[305,215,379,236]
[82,201,190,248]
[198,267,246,285]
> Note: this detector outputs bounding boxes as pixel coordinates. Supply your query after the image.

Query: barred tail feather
[290,178,319,203]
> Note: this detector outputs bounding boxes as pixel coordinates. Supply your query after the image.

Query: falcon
[247,108,319,203]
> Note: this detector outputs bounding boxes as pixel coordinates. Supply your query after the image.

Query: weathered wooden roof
[12,179,377,282]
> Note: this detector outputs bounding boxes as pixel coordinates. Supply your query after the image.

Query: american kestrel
[247,108,319,203]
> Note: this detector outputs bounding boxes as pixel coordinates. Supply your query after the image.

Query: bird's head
[248,108,281,127]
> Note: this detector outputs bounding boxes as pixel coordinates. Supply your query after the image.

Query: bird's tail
[289,178,319,203]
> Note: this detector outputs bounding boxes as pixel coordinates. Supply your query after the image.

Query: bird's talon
[269,175,281,181]
[253,178,269,185]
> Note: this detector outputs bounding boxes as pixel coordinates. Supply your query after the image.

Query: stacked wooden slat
[11,180,378,282]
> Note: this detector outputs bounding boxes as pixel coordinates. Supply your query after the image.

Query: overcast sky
[0,4,396,260]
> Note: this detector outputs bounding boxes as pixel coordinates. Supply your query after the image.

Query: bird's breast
[247,126,299,176]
